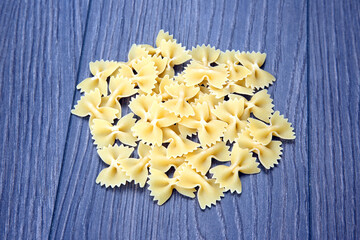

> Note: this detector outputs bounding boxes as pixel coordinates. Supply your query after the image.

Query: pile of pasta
[71,30,295,209]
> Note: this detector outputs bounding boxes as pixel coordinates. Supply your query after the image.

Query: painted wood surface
[0,0,358,239]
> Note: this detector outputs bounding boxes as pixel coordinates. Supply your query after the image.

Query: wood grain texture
[1,0,359,239]
[0,0,89,239]
[309,0,360,239]
[49,0,308,239]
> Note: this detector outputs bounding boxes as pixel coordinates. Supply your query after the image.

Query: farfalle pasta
[180,102,228,147]
[95,144,133,188]
[236,129,283,169]
[163,126,199,158]
[210,144,260,193]
[235,51,276,89]
[120,142,152,187]
[77,60,121,95]
[162,81,199,117]
[91,113,137,147]
[190,45,220,66]
[212,97,248,142]
[148,167,196,205]
[71,29,295,209]
[247,111,295,144]
[100,75,137,118]
[149,145,185,172]
[185,141,230,175]
[176,163,225,209]
[183,61,229,88]
[71,88,118,126]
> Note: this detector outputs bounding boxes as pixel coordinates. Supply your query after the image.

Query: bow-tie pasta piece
[155,29,174,48]
[185,141,230,175]
[231,89,274,122]
[77,60,121,95]
[210,144,260,193]
[162,126,200,158]
[127,44,151,66]
[129,94,161,119]
[130,98,180,146]
[216,50,251,81]
[148,167,196,205]
[248,111,295,145]
[236,129,283,169]
[162,82,199,117]
[100,76,137,118]
[176,163,225,209]
[209,80,254,99]
[190,45,221,66]
[91,113,137,148]
[120,142,152,187]
[177,124,198,139]
[117,58,158,94]
[180,102,228,147]
[194,93,224,112]
[139,44,158,56]
[235,51,276,89]
[151,75,173,101]
[133,55,168,75]
[183,61,229,88]
[246,90,274,122]
[71,89,118,126]
[212,97,248,142]
[149,145,185,172]
[158,39,191,78]
[96,144,134,188]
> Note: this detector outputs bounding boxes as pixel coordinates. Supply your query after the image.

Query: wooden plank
[0,0,89,239]
[49,0,308,239]
[308,0,360,239]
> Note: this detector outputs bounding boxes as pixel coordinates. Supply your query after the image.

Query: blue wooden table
[0,0,359,239]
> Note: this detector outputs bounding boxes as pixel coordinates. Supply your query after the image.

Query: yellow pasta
[185,141,230,175]
[248,111,295,145]
[95,144,134,188]
[117,58,158,93]
[155,29,174,48]
[245,89,274,122]
[177,124,198,139]
[91,113,137,147]
[71,89,118,126]
[194,92,224,112]
[127,44,150,66]
[100,75,137,118]
[180,102,228,147]
[129,94,161,119]
[190,44,221,66]
[149,145,185,172]
[148,167,196,205]
[71,29,295,210]
[210,144,260,193]
[162,82,199,117]
[183,61,228,88]
[133,55,168,75]
[216,50,251,81]
[236,129,283,169]
[212,97,248,142]
[157,39,191,78]
[235,51,276,89]
[176,163,225,209]
[77,60,121,95]
[120,142,152,187]
[209,80,254,98]
[162,126,199,158]
[130,97,180,145]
